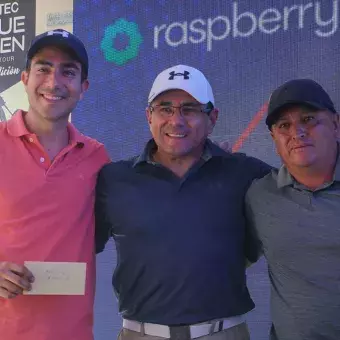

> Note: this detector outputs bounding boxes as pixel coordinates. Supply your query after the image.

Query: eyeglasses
[149,104,213,119]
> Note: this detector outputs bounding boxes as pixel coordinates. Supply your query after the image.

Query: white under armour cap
[148,65,215,105]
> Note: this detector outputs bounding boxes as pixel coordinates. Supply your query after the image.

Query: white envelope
[23,261,86,295]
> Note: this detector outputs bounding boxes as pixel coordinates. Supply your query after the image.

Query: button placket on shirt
[26,135,51,170]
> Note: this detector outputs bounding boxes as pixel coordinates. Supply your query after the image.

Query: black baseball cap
[26,29,89,78]
[266,79,336,128]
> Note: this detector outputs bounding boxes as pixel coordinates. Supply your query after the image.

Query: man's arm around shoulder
[244,178,265,266]
[95,164,113,254]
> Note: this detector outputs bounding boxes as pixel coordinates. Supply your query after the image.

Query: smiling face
[146,89,218,159]
[271,105,339,172]
[21,46,89,123]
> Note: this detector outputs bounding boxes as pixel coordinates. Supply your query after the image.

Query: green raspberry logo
[101,18,143,66]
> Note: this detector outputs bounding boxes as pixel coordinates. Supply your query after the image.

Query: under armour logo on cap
[168,70,190,80]
[148,65,214,104]
[47,30,69,38]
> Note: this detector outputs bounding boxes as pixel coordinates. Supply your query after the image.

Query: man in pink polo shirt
[0,29,109,340]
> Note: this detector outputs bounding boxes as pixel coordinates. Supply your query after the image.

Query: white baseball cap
[148,65,215,105]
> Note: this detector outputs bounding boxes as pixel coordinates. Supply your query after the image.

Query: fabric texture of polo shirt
[0,110,110,340]
[245,151,340,340]
[95,139,271,325]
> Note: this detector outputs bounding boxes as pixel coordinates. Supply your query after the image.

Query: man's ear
[207,108,218,134]
[333,113,340,139]
[21,70,29,87]
[146,107,152,125]
[79,79,90,100]
[270,129,280,155]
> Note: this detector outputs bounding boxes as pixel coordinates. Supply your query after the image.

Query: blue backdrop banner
[73,1,340,339]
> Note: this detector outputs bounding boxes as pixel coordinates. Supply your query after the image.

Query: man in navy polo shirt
[95,65,271,340]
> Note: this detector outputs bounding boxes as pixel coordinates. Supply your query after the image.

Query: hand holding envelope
[23,262,87,295]
[0,261,86,297]
[0,262,34,299]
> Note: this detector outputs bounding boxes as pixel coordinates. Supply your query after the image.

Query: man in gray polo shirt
[245,79,340,340]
